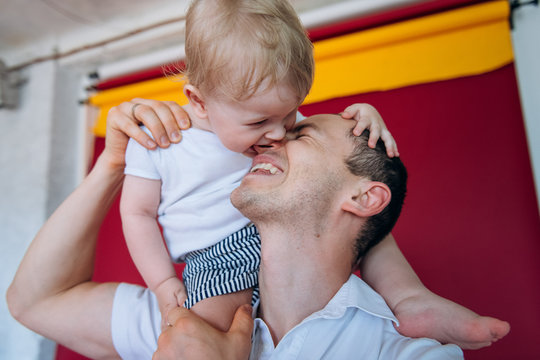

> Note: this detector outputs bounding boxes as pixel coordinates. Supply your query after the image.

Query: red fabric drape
[300,64,540,360]
[57,63,540,360]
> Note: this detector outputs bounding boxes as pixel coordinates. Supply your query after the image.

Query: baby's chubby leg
[190,289,253,332]
[180,226,260,332]
[361,234,510,349]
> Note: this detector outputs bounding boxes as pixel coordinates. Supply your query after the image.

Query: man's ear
[184,84,208,119]
[342,181,391,218]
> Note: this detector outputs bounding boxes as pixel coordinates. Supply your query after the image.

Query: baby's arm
[360,234,510,349]
[120,174,186,328]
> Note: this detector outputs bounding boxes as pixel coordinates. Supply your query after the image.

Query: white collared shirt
[250,275,463,360]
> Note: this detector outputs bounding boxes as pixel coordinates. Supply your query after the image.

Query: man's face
[231,114,357,223]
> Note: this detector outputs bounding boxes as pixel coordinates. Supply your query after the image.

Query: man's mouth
[249,163,279,174]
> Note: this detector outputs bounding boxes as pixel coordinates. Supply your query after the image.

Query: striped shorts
[182,224,261,309]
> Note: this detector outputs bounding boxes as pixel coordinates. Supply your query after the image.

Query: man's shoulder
[342,275,399,322]
[251,276,462,360]
[316,275,464,359]
[346,276,463,360]
[377,333,463,360]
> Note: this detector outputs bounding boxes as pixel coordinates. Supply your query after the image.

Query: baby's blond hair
[183,0,313,102]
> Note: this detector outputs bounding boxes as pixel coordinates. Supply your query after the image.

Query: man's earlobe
[342,182,391,218]
[184,84,208,119]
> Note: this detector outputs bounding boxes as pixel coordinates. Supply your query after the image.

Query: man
[5,108,468,359]
[154,113,462,359]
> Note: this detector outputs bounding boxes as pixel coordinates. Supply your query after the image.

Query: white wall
[511,3,540,209]
[0,61,83,360]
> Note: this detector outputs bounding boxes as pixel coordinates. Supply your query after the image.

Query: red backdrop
[57,63,540,359]
[299,64,540,360]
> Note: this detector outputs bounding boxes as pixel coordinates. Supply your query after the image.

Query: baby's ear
[184,84,207,119]
[342,181,391,218]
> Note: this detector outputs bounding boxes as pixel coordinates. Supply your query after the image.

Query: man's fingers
[129,102,171,148]
[133,99,182,145]
[163,101,191,131]
[225,304,254,360]
[126,98,189,147]
[154,304,252,360]
[131,98,191,143]
[114,100,169,147]
[114,110,158,150]
[229,304,254,338]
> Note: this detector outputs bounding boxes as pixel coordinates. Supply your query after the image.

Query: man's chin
[230,186,250,214]
[230,185,266,220]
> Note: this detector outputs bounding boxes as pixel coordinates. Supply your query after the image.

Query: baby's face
[205,83,302,157]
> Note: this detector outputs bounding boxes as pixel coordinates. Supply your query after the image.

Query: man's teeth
[250,163,278,174]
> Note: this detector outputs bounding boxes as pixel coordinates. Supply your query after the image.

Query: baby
[120,0,394,332]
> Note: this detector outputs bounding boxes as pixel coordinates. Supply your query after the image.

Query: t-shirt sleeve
[124,137,161,180]
[111,283,161,360]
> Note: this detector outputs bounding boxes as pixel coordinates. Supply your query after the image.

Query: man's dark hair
[345,130,408,267]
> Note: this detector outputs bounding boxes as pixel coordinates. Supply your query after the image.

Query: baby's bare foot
[393,290,510,349]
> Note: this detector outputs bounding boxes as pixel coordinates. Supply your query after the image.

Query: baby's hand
[341,103,399,158]
[154,277,187,331]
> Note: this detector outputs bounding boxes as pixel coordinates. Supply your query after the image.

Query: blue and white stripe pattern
[182,224,261,309]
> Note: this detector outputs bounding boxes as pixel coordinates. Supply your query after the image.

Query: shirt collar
[252,274,398,326]
[292,274,399,327]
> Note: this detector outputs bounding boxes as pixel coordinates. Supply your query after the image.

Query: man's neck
[256,224,351,345]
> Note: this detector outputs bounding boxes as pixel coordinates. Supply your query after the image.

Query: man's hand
[153,304,254,360]
[102,98,191,170]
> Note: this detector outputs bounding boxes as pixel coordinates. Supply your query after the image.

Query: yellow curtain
[90,0,512,137]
